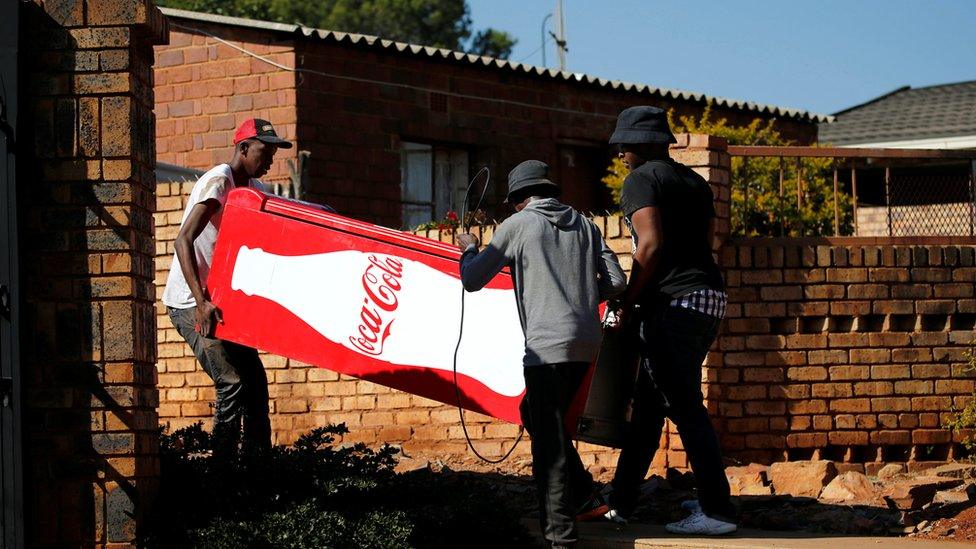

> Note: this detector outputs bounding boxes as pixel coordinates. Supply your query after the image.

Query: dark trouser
[610,305,735,522]
[520,362,593,548]
[168,306,271,456]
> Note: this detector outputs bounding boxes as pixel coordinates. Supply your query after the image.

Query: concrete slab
[563,522,975,548]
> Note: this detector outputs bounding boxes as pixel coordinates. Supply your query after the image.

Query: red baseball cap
[233,118,293,149]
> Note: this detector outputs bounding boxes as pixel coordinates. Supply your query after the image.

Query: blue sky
[467,0,976,116]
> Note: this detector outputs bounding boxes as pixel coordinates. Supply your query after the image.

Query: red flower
[445,210,459,222]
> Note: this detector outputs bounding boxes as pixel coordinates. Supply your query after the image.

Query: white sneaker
[680,500,701,513]
[665,511,737,535]
[604,508,628,525]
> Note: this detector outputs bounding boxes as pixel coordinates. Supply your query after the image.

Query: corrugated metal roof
[160,7,830,124]
[819,80,976,146]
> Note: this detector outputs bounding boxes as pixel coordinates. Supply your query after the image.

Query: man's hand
[457,233,480,251]
[603,301,625,330]
[195,300,223,338]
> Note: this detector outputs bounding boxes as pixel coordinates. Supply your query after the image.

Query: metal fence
[728,146,976,237]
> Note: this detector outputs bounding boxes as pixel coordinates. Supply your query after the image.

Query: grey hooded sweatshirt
[459,198,627,366]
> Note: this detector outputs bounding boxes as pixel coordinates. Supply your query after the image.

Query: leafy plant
[414,210,460,231]
[145,423,535,548]
[601,157,628,206]
[602,103,854,237]
[945,344,976,459]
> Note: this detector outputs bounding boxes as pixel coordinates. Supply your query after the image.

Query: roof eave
[160,7,831,124]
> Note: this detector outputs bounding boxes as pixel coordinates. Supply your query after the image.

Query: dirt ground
[914,506,976,544]
[402,449,976,542]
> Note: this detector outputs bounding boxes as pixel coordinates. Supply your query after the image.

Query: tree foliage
[159,0,517,59]
[602,103,853,237]
[469,28,517,59]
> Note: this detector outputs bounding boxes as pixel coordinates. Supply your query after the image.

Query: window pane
[400,142,432,203]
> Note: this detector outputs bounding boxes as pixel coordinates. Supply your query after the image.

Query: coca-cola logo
[349,254,404,356]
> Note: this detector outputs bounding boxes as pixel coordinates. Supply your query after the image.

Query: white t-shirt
[162,164,266,309]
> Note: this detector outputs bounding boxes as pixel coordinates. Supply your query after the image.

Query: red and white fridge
[207,188,632,442]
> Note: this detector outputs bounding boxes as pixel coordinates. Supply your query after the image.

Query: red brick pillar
[670,134,732,252]
[19,1,166,546]
[660,133,732,468]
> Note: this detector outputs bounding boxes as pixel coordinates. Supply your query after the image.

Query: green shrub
[945,344,976,459]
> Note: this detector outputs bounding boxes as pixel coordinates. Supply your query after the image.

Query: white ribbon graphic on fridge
[231,246,526,397]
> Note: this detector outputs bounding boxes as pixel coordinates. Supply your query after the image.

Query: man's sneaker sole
[665,522,737,535]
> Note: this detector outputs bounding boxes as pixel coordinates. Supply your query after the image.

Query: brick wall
[154,14,817,228]
[719,237,976,470]
[154,135,730,472]
[19,1,166,546]
[154,26,298,186]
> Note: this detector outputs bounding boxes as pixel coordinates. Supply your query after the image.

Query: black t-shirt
[620,158,724,303]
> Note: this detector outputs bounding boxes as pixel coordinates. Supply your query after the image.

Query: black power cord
[453,167,525,464]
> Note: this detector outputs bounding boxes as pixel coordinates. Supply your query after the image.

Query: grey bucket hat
[505,160,560,203]
[609,106,677,145]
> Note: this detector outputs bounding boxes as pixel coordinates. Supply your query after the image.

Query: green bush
[945,344,976,459]
[145,423,536,548]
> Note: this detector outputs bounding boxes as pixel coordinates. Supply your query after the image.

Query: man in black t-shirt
[600,106,737,535]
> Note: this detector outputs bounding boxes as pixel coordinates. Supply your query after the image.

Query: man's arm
[619,206,664,309]
[457,226,512,292]
[174,199,222,336]
[459,244,510,292]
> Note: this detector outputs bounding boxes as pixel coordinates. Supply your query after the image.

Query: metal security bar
[729,146,976,237]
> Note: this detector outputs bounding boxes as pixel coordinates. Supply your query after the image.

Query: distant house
[818,81,975,237]
[154,8,825,229]
[819,80,976,149]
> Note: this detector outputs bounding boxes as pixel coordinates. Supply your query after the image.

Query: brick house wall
[19,1,166,546]
[154,20,298,187]
[153,11,818,229]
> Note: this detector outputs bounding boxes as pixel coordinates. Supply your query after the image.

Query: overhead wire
[170,22,618,120]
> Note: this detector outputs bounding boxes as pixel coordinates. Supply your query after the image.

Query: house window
[400,142,469,229]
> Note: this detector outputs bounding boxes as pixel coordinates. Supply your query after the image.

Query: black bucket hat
[505,160,560,203]
[609,106,677,145]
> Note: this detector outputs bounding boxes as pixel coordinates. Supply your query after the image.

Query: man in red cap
[162,118,292,458]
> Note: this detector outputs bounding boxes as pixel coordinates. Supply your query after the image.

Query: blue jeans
[168,306,271,456]
[610,305,735,522]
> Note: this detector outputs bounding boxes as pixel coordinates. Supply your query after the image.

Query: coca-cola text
[349,254,404,355]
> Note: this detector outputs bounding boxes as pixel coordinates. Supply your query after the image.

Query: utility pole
[554,0,568,71]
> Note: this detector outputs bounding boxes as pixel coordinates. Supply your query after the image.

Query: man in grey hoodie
[457,160,626,548]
